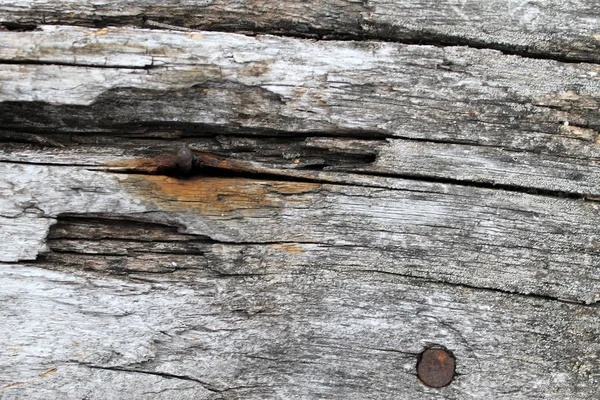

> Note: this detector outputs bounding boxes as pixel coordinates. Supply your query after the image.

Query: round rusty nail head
[176,147,194,174]
[417,348,455,388]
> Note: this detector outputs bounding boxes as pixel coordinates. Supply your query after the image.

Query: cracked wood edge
[0,27,599,196]
[0,162,599,304]
[0,0,599,63]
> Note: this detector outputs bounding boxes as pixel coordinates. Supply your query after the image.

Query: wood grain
[1,163,598,304]
[1,258,598,399]
[0,0,599,62]
[0,27,599,196]
[1,7,599,399]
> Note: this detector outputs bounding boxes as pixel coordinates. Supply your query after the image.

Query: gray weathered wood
[1,0,599,62]
[1,26,599,196]
[1,162,599,303]
[1,261,599,399]
[1,4,599,399]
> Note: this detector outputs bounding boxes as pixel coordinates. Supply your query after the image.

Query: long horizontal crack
[347,269,595,306]
[0,58,156,70]
[1,148,596,201]
[344,169,590,200]
[2,155,591,201]
[240,26,600,65]
[1,21,598,65]
[106,16,600,65]
[359,32,599,65]
[45,239,326,250]
[115,161,597,201]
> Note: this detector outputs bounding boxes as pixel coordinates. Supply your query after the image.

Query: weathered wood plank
[1,9,600,399]
[1,27,599,196]
[1,261,598,399]
[0,0,599,62]
[1,162,599,304]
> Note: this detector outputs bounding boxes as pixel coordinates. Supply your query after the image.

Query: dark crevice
[133,19,599,65]
[38,215,324,277]
[123,19,600,65]
[48,215,195,240]
[358,31,599,66]
[349,269,591,305]
[1,16,596,65]
[47,237,325,249]
[0,58,155,70]
[344,170,590,201]
[43,247,207,259]
[0,22,37,31]
[46,214,327,247]
[46,237,324,249]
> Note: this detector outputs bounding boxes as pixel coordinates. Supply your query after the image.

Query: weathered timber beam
[1,13,599,399]
[1,260,598,399]
[0,1,599,63]
[1,162,599,304]
[1,27,599,196]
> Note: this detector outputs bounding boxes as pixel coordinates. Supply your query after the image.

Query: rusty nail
[175,147,195,175]
[417,348,455,388]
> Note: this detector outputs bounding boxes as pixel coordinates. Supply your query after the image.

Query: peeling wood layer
[0,1,599,63]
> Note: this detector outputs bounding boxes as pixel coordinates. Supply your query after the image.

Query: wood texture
[1,4,599,399]
[1,262,599,399]
[1,161,599,303]
[1,26,599,196]
[1,0,599,62]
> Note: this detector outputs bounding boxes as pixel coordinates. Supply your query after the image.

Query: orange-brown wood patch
[108,155,177,173]
[123,175,320,215]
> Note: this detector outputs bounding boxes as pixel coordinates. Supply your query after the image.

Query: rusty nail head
[175,147,195,175]
[417,348,455,388]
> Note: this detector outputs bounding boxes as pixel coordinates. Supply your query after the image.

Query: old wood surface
[1,2,600,399]
[1,26,600,197]
[1,0,600,62]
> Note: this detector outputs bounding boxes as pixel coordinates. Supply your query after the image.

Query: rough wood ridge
[0,2,599,399]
